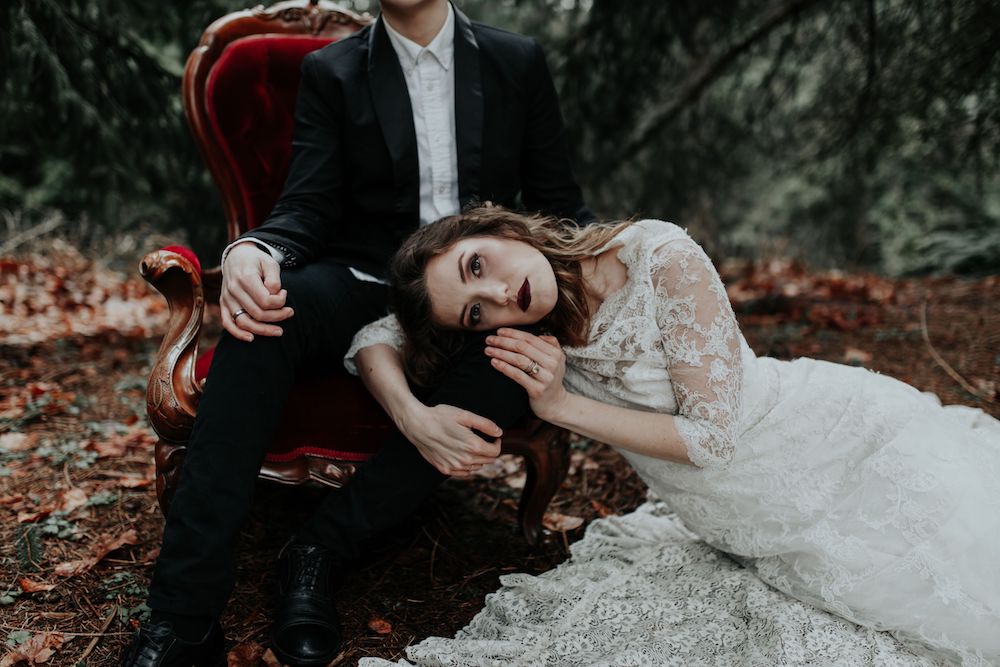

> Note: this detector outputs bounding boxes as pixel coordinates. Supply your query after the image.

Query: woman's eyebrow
[457,251,469,328]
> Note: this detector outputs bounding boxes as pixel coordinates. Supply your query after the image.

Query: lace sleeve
[343,314,404,376]
[652,235,743,468]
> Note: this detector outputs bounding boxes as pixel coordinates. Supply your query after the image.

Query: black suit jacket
[244,6,593,280]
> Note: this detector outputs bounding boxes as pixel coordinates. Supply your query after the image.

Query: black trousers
[147,259,530,616]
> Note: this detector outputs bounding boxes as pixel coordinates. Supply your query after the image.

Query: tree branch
[601,0,822,177]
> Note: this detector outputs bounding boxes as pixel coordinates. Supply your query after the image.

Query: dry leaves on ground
[0,633,65,667]
[53,529,138,577]
[542,511,585,532]
[227,642,265,667]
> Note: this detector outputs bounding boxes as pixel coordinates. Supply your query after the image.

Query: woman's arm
[484,330,693,464]
[346,317,503,477]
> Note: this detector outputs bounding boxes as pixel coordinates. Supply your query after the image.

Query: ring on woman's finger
[232,308,248,321]
[522,361,541,376]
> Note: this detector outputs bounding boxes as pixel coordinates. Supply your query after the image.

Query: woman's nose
[485,282,509,305]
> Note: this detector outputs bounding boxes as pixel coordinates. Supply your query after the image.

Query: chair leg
[513,427,571,546]
[154,440,187,516]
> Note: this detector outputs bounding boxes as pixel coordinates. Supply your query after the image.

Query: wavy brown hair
[389,207,631,387]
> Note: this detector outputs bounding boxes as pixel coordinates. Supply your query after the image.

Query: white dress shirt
[222,5,460,284]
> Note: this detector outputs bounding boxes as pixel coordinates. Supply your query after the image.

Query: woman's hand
[395,402,502,478]
[485,328,569,422]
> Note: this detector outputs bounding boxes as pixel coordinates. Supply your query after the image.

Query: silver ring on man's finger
[232,308,248,320]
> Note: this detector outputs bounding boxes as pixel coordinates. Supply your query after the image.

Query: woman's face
[424,236,558,332]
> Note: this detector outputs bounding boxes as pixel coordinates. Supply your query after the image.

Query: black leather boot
[120,620,224,667]
[270,542,343,666]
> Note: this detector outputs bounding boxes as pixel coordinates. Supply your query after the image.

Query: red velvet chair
[140,0,570,545]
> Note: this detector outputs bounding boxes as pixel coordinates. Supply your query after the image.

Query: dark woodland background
[2,0,999,273]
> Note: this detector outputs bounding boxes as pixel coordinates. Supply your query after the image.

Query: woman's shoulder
[613,219,696,266]
[630,219,691,243]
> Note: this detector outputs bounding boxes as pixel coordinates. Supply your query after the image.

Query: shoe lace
[284,543,334,595]
[127,624,171,667]
[293,549,325,590]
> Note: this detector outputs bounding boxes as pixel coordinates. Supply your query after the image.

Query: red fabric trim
[162,245,202,275]
[264,446,373,463]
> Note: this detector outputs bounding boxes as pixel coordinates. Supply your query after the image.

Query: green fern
[15,524,44,572]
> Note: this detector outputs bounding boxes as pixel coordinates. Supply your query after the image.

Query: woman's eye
[470,303,481,325]
[470,254,481,277]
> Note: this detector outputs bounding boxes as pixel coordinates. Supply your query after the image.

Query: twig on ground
[0,623,127,638]
[0,213,66,256]
[328,649,350,666]
[74,606,117,664]
[425,526,440,584]
[920,301,994,403]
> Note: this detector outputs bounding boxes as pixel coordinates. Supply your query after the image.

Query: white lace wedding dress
[348,220,1000,666]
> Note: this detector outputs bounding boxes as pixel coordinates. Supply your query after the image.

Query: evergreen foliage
[2,0,998,273]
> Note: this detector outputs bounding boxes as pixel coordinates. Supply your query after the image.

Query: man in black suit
[123,1,591,665]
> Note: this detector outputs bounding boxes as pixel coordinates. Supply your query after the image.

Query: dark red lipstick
[517,278,531,312]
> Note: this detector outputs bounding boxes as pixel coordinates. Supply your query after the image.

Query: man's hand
[220,242,295,342]
[396,402,503,478]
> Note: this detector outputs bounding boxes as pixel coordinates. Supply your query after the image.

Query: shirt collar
[382,2,454,71]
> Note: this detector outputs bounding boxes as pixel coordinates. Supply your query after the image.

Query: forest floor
[1,239,998,666]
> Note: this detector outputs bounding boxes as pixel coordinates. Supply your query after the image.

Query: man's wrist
[221,238,284,268]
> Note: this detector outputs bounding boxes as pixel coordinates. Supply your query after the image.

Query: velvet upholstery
[194,347,388,462]
[206,35,336,231]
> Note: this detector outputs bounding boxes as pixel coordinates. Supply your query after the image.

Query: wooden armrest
[139,248,207,443]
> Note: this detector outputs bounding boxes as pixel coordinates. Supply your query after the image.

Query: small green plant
[38,512,78,540]
[87,490,119,507]
[5,630,31,647]
[0,589,21,605]
[117,602,151,625]
[35,437,97,470]
[101,572,148,599]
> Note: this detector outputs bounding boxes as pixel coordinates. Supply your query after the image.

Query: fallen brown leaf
[17,505,55,524]
[590,500,614,518]
[368,617,393,635]
[843,347,873,365]
[227,641,265,667]
[973,378,998,399]
[542,511,584,532]
[0,632,65,667]
[116,474,154,489]
[0,432,37,453]
[261,648,283,667]
[19,578,56,593]
[54,529,138,577]
[505,472,526,490]
[58,487,89,514]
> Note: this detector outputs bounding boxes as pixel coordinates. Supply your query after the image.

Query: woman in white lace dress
[347,208,1000,666]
